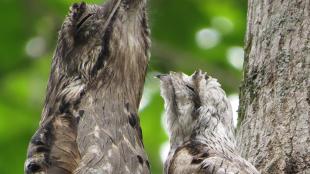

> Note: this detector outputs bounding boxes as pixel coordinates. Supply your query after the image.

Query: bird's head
[53,0,149,81]
[159,71,234,147]
[43,0,150,118]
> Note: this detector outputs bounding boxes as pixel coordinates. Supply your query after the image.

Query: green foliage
[0,0,246,173]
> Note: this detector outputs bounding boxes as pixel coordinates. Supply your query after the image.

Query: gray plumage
[25,0,150,173]
[159,71,259,174]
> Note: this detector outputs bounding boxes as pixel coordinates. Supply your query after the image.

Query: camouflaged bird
[159,71,259,174]
[25,0,150,173]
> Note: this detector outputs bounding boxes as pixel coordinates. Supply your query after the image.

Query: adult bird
[159,71,259,174]
[25,0,150,173]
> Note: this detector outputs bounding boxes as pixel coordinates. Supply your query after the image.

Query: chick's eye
[186,85,195,92]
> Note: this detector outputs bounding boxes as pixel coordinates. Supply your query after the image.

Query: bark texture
[237,0,310,173]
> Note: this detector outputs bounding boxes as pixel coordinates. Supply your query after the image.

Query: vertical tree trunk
[237,0,310,173]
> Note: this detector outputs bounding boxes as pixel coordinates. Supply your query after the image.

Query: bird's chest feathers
[121,30,141,53]
[111,17,147,65]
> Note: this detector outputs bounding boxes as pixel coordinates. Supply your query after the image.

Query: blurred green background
[0,0,247,173]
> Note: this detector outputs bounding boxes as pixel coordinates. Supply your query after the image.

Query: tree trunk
[237,0,310,173]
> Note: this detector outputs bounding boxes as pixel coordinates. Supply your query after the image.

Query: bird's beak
[155,74,168,80]
[122,0,146,9]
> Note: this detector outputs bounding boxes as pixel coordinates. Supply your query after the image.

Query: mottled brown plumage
[25,0,150,173]
[159,71,259,174]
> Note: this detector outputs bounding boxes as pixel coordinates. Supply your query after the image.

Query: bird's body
[159,71,259,174]
[25,0,150,173]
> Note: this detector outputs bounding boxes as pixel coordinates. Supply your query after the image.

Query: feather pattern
[159,71,259,174]
[25,0,150,173]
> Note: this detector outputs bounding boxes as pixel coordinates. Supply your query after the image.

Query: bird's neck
[93,8,149,109]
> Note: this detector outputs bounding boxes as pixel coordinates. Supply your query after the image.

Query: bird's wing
[25,112,80,174]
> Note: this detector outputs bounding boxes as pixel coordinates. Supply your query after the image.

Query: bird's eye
[77,13,94,29]
[186,85,195,93]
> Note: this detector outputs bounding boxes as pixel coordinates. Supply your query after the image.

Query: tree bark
[237,0,310,173]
